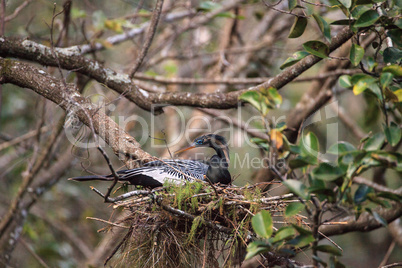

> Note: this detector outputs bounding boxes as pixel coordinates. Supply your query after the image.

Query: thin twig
[129,0,164,78]
[263,0,304,17]
[96,146,122,202]
[5,0,33,22]
[155,196,235,235]
[47,3,67,87]
[20,239,51,268]
[90,186,152,203]
[379,241,396,267]
[301,0,334,7]
[329,102,366,140]
[0,126,50,152]
[104,226,134,266]
[0,117,65,238]
[86,217,130,229]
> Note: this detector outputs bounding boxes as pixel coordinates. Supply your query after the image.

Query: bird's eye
[196,140,202,145]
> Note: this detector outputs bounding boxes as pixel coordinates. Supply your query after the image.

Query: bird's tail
[68,175,114,182]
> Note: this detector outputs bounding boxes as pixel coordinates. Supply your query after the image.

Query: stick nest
[94,181,298,267]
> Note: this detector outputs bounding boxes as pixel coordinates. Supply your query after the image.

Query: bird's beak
[175,144,196,154]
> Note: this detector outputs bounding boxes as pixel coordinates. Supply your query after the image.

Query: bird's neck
[207,155,231,184]
[212,145,230,166]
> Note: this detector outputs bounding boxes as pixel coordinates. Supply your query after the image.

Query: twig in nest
[90,186,151,202]
[86,217,130,230]
[155,195,236,235]
[104,226,134,266]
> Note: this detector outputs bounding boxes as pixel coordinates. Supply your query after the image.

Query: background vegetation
[0,0,400,267]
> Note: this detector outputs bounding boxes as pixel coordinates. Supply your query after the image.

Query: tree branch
[319,202,402,237]
[0,26,354,112]
[0,57,152,164]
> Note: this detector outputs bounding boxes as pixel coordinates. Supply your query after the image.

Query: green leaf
[245,241,271,260]
[385,122,401,146]
[370,151,399,169]
[367,83,383,101]
[291,224,311,235]
[380,72,394,89]
[303,40,329,58]
[288,233,314,247]
[351,73,368,84]
[301,132,319,157]
[338,151,363,170]
[251,138,270,151]
[272,226,296,243]
[313,14,331,41]
[350,44,365,66]
[280,51,310,70]
[285,203,305,217]
[239,91,261,108]
[382,65,402,77]
[366,208,388,227]
[354,9,380,28]
[353,76,377,95]
[331,19,355,25]
[338,75,352,88]
[354,184,372,204]
[265,87,282,107]
[311,163,345,181]
[314,245,342,256]
[289,143,301,154]
[312,255,328,267]
[387,29,402,47]
[288,16,308,38]
[363,132,385,151]
[329,255,346,268]
[328,141,356,155]
[376,192,402,202]
[309,186,337,202]
[351,5,370,18]
[283,179,308,199]
[394,89,402,102]
[250,137,268,144]
[239,91,268,115]
[289,157,315,169]
[383,47,402,64]
[338,0,352,8]
[252,211,273,238]
[367,193,391,208]
[366,56,377,72]
[288,0,298,10]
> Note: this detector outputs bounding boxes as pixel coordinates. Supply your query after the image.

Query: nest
[91,181,299,267]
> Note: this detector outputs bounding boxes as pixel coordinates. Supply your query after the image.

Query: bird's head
[175,134,229,162]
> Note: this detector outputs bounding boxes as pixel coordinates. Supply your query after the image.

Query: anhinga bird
[69,134,231,188]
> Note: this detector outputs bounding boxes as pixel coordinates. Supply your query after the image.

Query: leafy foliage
[240,0,401,264]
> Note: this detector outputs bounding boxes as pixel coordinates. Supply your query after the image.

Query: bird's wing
[154,159,208,181]
[116,159,208,185]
